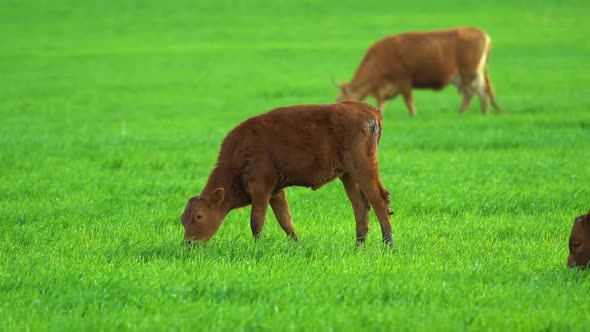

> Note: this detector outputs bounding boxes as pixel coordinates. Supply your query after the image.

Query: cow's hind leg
[475,75,489,115]
[456,73,476,113]
[485,70,501,113]
[269,189,298,241]
[353,168,394,246]
[340,173,371,245]
[460,88,474,113]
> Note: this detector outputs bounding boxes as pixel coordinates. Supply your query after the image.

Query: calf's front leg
[269,189,298,241]
[250,190,271,240]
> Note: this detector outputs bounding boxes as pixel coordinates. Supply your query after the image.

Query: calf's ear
[209,188,225,208]
[576,212,590,225]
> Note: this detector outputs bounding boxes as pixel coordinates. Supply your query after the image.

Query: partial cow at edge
[181,101,394,246]
[333,27,501,116]
[568,210,590,269]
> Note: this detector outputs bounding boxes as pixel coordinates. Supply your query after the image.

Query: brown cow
[568,210,590,269]
[333,27,501,116]
[181,101,394,246]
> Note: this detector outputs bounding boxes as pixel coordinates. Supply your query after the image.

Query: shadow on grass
[111,239,194,263]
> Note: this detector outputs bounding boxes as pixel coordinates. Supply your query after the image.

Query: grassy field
[2,0,590,330]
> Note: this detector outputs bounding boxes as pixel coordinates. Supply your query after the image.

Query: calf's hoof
[382,236,394,247]
[355,236,367,246]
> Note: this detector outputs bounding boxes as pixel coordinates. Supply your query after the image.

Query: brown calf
[181,101,394,245]
[568,210,590,269]
[334,27,501,116]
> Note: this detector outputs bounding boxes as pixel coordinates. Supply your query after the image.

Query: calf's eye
[571,241,582,249]
[196,214,204,221]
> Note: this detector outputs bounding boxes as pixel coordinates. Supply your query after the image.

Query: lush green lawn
[2,0,590,330]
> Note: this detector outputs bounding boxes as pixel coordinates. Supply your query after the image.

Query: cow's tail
[484,38,501,113]
[365,103,383,152]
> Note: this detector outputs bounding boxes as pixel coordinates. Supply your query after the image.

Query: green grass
[2,0,590,330]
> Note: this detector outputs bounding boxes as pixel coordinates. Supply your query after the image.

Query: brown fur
[181,101,394,245]
[568,210,590,268]
[334,27,501,116]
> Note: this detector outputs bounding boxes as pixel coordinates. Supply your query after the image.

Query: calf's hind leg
[269,189,298,241]
[340,173,371,245]
[354,169,394,245]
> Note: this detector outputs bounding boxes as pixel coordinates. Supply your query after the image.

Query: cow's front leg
[270,189,298,241]
[376,86,398,112]
[250,189,272,240]
[400,87,416,117]
[376,99,388,111]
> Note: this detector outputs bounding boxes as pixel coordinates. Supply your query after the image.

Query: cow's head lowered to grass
[332,79,358,104]
[181,188,226,243]
[568,210,590,269]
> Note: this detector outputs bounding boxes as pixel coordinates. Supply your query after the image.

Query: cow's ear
[341,84,351,95]
[331,77,343,88]
[209,188,225,208]
[577,213,590,225]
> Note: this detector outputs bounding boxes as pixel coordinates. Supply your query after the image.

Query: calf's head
[568,210,590,269]
[181,188,225,243]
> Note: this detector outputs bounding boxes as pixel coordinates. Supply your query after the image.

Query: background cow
[181,101,394,245]
[333,27,501,116]
[568,210,590,269]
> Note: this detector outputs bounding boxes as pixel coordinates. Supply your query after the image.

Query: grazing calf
[181,101,394,245]
[568,210,590,269]
[333,27,501,116]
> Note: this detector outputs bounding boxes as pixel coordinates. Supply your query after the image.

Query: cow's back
[357,27,489,89]
[221,102,382,190]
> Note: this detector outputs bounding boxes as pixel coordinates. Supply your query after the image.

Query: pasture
[1,0,590,330]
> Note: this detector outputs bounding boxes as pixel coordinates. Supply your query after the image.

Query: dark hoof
[382,238,394,247]
[355,236,367,246]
